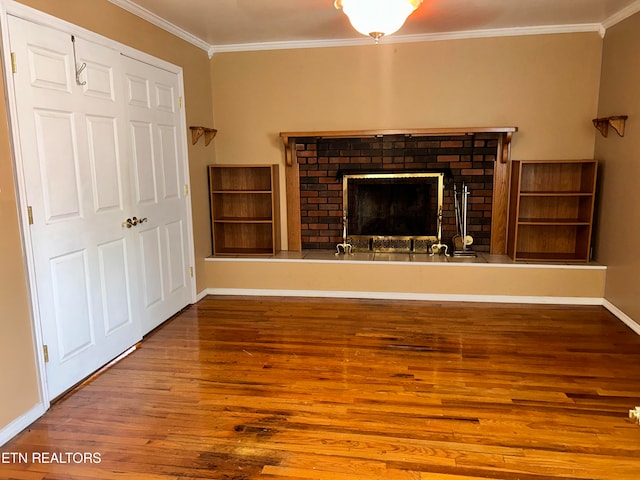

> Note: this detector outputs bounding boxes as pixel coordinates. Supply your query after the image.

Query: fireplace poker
[453,182,476,257]
[452,184,463,251]
[335,211,353,255]
[430,205,449,256]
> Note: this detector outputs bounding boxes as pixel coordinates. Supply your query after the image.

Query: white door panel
[158,124,180,199]
[123,56,192,333]
[86,115,123,212]
[9,16,141,398]
[82,58,115,100]
[130,121,157,204]
[138,226,164,308]
[155,82,176,112]
[26,44,72,93]
[50,249,94,361]
[126,74,150,108]
[165,220,187,294]
[33,109,83,222]
[98,238,133,335]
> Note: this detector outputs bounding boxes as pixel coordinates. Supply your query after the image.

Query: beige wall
[0,66,40,430]
[211,34,602,162]
[206,259,606,300]
[594,13,640,326]
[0,0,214,436]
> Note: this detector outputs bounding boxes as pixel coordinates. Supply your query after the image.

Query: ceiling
[109,0,640,54]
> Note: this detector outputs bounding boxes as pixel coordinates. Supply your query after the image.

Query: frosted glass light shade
[335,0,423,41]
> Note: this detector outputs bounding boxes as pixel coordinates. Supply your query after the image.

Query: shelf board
[519,191,593,197]
[517,218,591,225]
[514,251,589,262]
[212,190,272,194]
[214,247,275,256]
[213,217,273,224]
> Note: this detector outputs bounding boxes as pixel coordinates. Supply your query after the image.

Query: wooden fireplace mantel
[281,127,517,165]
[280,127,518,253]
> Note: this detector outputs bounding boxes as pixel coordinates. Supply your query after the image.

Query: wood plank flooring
[3,296,640,479]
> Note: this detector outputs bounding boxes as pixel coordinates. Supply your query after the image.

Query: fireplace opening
[342,173,444,251]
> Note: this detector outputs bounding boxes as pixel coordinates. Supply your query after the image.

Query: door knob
[122,217,148,228]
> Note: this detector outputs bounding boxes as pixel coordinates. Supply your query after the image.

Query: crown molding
[107,0,210,53]
[209,23,604,55]
[106,0,609,56]
[602,0,640,30]
[209,37,370,56]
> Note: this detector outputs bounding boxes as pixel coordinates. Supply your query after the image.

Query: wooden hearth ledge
[280,127,517,253]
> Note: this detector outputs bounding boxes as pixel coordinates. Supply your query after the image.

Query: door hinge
[179,96,183,109]
[27,206,33,225]
[183,184,189,196]
[11,52,16,73]
[189,266,193,277]
[43,345,49,363]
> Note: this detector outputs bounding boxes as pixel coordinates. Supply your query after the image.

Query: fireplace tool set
[429,206,449,256]
[452,183,476,257]
[335,212,353,255]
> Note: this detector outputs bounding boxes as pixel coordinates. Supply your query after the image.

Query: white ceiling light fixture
[335,0,423,43]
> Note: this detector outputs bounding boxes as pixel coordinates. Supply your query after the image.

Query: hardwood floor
[3,296,640,479]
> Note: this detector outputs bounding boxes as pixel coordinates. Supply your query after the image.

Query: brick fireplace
[281,128,516,254]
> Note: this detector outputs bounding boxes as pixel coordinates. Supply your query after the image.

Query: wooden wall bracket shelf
[592,116,628,137]
[189,126,217,146]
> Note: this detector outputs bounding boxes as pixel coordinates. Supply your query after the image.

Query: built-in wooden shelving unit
[507,160,597,262]
[209,164,280,256]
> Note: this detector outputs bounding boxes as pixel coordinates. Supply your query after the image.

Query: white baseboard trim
[195,289,209,303]
[0,402,45,447]
[603,300,640,335]
[202,288,603,306]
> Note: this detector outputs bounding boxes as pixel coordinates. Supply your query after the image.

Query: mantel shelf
[280,127,518,166]
[279,126,517,139]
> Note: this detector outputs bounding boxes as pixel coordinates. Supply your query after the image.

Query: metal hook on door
[71,35,86,86]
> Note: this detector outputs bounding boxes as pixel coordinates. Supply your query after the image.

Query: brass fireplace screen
[342,172,445,252]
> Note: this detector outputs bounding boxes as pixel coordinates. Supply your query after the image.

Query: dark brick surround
[296,134,500,251]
